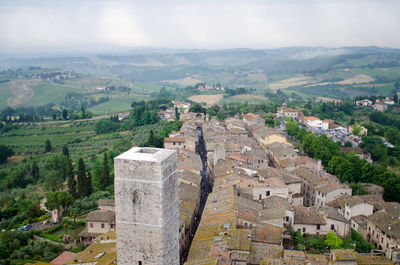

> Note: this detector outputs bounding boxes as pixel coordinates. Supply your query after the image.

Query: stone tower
[114,147,179,265]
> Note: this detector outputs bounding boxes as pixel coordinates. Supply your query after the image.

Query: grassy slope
[0,82,13,108]
[28,83,79,107]
[0,120,132,161]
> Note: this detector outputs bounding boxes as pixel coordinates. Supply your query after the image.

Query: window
[317,224,321,230]
[302,227,306,233]
[266,191,270,196]
[101,223,105,229]
[173,142,176,145]
[90,223,93,228]
[331,224,335,230]
[179,142,181,145]
[138,262,142,265]
[286,216,289,222]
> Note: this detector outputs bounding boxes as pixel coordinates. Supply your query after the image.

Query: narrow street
[181,124,213,264]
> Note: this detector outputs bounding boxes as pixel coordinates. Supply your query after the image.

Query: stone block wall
[114,147,179,265]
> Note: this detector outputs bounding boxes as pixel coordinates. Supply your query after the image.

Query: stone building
[276,107,300,119]
[79,210,115,245]
[114,147,179,265]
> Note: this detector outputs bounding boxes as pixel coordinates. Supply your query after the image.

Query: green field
[89,94,148,114]
[0,120,133,161]
[28,83,79,107]
[0,82,13,108]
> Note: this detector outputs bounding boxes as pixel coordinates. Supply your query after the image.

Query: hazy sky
[1,0,400,52]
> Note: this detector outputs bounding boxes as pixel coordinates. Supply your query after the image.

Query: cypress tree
[148,130,155,147]
[66,159,77,198]
[45,139,52,153]
[62,145,69,157]
[86,171,93,196]
[31,160,39,182]
[175,107,180,120]
[76,158,86,197]
[100,153,111,190]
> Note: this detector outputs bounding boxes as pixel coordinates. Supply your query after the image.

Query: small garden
[290,230,375,254]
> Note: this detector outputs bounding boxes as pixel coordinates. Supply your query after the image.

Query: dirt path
[7,80,34,106]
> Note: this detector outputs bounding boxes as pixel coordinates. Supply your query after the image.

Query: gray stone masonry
[114,147,179,265]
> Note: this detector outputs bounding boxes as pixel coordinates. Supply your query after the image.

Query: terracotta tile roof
[304,116,320,122]
[306,254,329,265]
[316,183,350,194]
[320,206,347,223]
[50,251,76,265]
[243,113,260,121]
[327,194,365,209]
[164,137,185,142]
[331,249,357,261]
[228,153,246,163]
[284,250,306,260]
[69,242,116,264]
[368,204,400,239]
[278,107,298,113]
[227,229,251,251]
[251,226,283,244]
[86,210,115,223]
[352,215,368,229]
[357,254,394,265]
[293,206,326,225]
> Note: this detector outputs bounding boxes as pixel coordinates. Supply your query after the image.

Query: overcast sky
[1,0,400,52]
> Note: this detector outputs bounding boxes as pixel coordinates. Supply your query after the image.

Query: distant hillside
[1,46,400,104]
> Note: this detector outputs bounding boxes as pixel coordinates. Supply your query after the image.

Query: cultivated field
[0,120,132,161]
[188,94,225,105]
[232,94,268,100]
[162,76,202,86]
[336,74,375,85]
[268,75,316,90]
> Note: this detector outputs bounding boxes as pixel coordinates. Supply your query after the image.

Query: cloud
[0,0,399,52]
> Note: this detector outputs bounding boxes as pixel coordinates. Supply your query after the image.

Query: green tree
[352,126,362,136]
[189,104,206,114]
[62,145,69,157]
[100,153,111,190]
[62,109,68,120]
[305,237,326,253]
[112,139,132,154]
[216,111,226,121]
[352,230,375,253]
[0,145,14,164]
[76,158,87,197]
[45,191,74,223]
[94,118,119,134]
[86,171,93,196]
[66,159,77,198]
[31,160,39,182]
[324,232,343,249]
[175,107,180,120]
[146,130,156,147]
[45,139,52,153]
